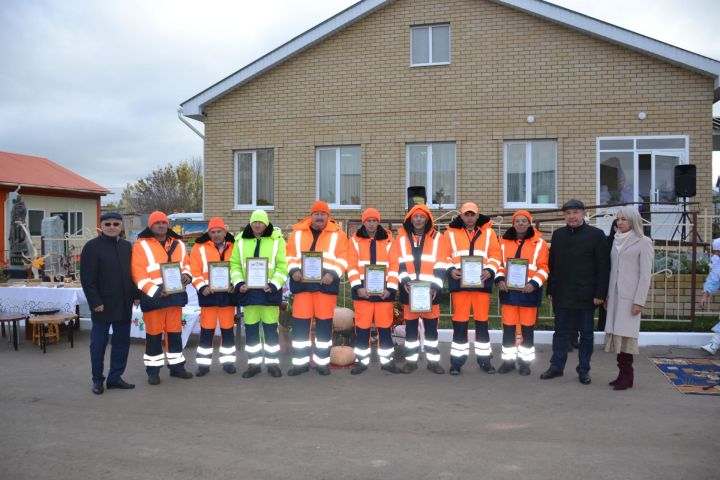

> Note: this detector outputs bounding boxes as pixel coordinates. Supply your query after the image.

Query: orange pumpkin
[332,307,354,332]
[330,345,355,366]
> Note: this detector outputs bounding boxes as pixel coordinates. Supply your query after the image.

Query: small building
[181,0,720,237]
[1,150,109,262]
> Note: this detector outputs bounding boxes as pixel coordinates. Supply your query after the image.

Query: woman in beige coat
[604,206,653,390]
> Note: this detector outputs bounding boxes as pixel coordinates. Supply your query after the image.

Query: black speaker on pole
[674,164,696,198]
[407,186,427,209]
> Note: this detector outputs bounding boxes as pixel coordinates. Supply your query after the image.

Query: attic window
[411,24,450,66]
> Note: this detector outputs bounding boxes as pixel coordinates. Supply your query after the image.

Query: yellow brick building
[181,0,720,237]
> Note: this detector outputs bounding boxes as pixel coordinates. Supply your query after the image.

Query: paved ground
[0,329,718,480]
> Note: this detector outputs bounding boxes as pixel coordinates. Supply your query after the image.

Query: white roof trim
[180,0,720,121]
[180,0,392,120]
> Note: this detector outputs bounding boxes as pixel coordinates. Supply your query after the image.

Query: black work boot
[498,361,516,374]
[350,362,368,375]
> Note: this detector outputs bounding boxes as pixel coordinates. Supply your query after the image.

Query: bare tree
[122,157,203,213]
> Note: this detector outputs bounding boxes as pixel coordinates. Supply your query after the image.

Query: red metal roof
[0,151,109,195]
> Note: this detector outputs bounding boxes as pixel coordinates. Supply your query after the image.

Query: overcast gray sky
[1,0,718,203]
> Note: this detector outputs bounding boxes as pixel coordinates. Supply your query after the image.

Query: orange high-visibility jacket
[131,228,191,311]
[443,214,502,294]
[347,224,399,302]
[496,226,549,307]
[393,204,448,305]
[286,217,348,295]
[189,232,236,307]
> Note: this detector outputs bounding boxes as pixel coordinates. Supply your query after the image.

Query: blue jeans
[90,320,130,383]
[549,307,594,374]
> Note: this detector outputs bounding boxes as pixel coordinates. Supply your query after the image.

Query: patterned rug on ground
[650,357,720,396]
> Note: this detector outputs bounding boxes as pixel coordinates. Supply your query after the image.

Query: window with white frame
[407,143,456,208]
[234,149,274,209]
[27,210,44,236]
[69,211,83,235]
[317,146,361,208]
[504,140,557,208]
[411,24,450,66]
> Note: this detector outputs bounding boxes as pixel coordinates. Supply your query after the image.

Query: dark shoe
[579,373,592,385]
[381,362,401,374]
[242,365,261,378]
[287,365,310,376]
[497,361,516,374]
[223,364,237,374]
[92,382,104,395]
[427,362,445,374]
[478,360,496,374]
[540,368,563,380]
[350,362,368,375]
[400,362,418,374]
[195,366,210,377]
[518,361,531,376]
[316,365,331,376]
[169,369,193,379]
[147,374,161,385]
[449,365,461,376]
[267,365,283,378]
[106,378,135,390]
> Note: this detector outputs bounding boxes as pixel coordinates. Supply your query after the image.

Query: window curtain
[339,146,360,205]
[408,145,428,191]
[506,144,526,203]
[236,152,252,205]
[531,141,556,204]
[431,143,455,205]
[256,149,274,206]
[318,149,336,204]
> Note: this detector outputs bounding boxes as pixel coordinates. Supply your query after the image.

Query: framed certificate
[245,257,268,289]
[365,265,386,296]
[409,281,432,313]
[460,256,485,288]
[161,262,185,294]
[209,261,231,292]
[506,258,529,291]
[301,251,323,283]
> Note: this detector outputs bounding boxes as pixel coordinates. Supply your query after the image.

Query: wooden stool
[0,313,27,351]
[28,313,79,353]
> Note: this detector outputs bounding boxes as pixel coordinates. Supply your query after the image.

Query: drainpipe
[177,108,205,219]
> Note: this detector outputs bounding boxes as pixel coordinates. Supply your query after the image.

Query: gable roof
[0,151,109,195]
[180,0,720,120]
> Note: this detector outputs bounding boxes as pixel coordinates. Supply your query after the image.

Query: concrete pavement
[0,330,717,480]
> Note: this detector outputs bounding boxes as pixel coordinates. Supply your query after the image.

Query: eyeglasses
[103,222,121,227]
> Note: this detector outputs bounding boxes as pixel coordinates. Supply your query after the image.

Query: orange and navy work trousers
[291,292,337,368]
[403,304,440,364]
[143,307,185,374]
[501,305,537,363]
[450,292,492,368]
[353,300,394,367]
[196,306,236,369]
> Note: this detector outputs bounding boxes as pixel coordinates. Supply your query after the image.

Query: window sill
[504,203,558,210]
[327,205,361,210]
[232,206,275,211]
[410,62,450,68]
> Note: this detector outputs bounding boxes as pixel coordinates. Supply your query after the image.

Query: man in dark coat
[541,199,610,385]
[80,212,138,394]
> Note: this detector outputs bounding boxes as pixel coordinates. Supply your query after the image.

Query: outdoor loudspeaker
[674,164,696,198]
[407,186,427,209]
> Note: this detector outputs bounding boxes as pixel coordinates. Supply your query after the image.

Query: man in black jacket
[80,212,138,395]
[541,200,610,385]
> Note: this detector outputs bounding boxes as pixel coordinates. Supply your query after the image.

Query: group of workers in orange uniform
[129,199,548,385]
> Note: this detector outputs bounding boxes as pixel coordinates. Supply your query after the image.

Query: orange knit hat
[310,200,330,215]
[512,210,533,224]
[207,217,227,232]
[148,211,169,227]
[361,208,381,223]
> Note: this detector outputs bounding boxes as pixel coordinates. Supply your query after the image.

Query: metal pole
[690,211,698,328]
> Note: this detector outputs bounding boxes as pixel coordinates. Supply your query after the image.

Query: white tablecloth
[0,285,87,314]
